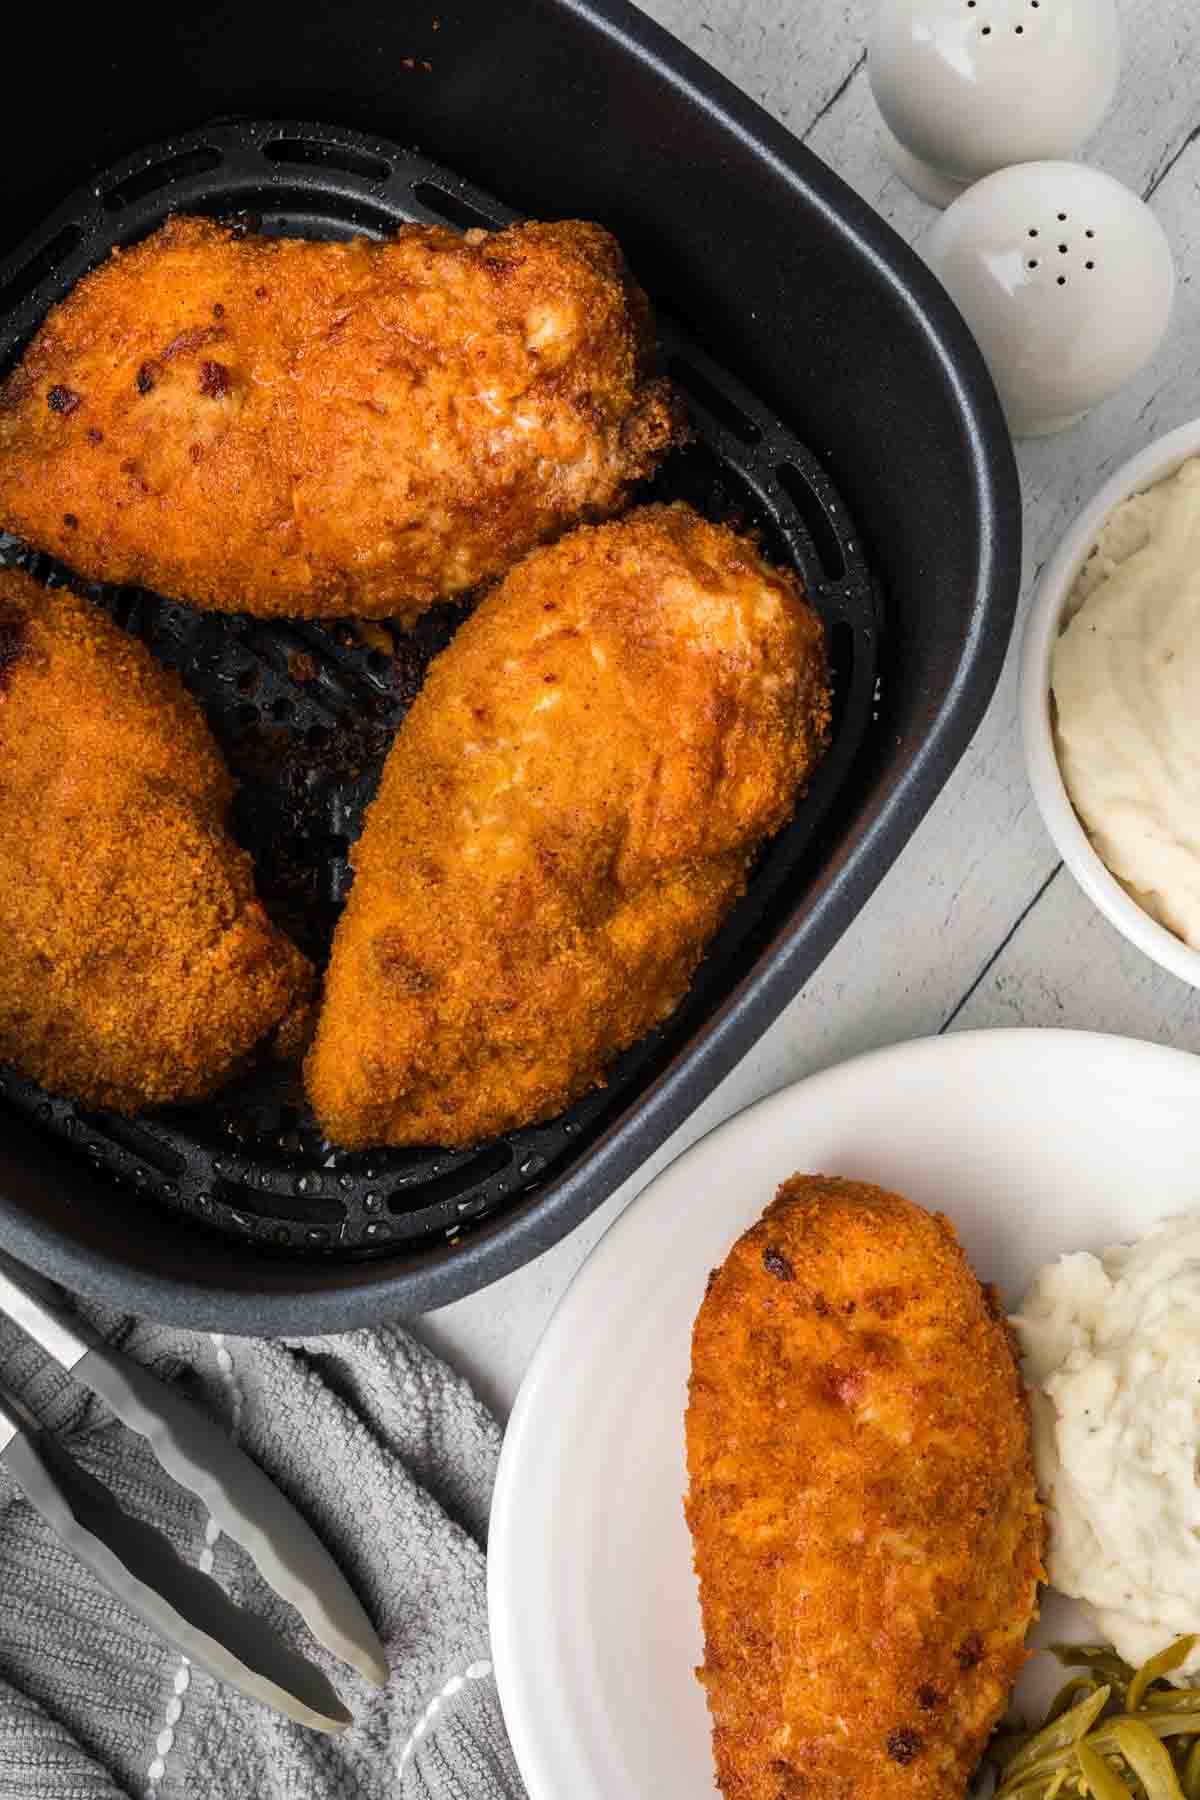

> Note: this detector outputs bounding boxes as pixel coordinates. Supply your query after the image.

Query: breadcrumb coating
[0,568,312,1111]
[686,1176,1044,1800]
[305,503,830,1148]
[0,215,683,620]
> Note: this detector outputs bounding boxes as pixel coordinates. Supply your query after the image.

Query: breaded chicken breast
[0,568,311,1112]
[685,1177,1044,1800]
[0,215,682,620]
[305,504,830,1148]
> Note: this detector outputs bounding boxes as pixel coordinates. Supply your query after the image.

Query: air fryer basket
[0,0,1021,1328]
[0,119,879,1259]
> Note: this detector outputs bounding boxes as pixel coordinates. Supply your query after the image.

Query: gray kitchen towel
[0,1308,527,1800]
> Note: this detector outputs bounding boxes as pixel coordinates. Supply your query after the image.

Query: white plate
[489,1029,1200,1800]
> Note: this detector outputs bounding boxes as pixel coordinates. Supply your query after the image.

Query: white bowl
[1021,416,1200,988]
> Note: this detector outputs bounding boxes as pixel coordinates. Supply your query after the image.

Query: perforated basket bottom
[0,120,881,1261]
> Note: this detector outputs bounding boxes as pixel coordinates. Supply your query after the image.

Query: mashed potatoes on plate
[1014,1214,1200,1681]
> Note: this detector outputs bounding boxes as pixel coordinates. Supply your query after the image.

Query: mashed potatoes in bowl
[1021,419,1200,990]
[1054,458,1200,950]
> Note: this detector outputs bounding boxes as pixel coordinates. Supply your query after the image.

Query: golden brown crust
[0,567,312,1111]
[304,503,830,1148]
[0,215,684,620]
[685,1176,1044,1800]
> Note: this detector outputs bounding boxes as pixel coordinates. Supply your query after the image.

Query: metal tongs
[0,1252,387,1731]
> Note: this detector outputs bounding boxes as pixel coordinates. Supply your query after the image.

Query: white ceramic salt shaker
[924,162,1174,437]
[869,0,1120,207]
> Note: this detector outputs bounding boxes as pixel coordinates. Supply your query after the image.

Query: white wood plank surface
[419,0,1200,1415]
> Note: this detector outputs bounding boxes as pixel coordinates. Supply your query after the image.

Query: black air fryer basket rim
[0,0,1021,1331]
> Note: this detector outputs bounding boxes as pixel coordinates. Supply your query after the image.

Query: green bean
[1048,1679,1102,1724]
[992,1731,1036,1768]
[1183,1739,1200,1799]
[1004,1715,1200,1793]
[997,1752,1090,1797]
[997,1769,1082,1800]
[1108,1718,1187,1798]
[1145,1692,1200,1715]
[1101,1715,1200,1741]
[1051,1646,1135,1690]
[999,1687,1113,1787]
[992,1641,1200,1799]
[1129,1639,1198,1713]
[1076,1740,1134,1799]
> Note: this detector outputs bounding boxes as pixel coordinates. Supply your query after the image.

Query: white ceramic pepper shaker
[924,162,1175,437]
[869,0,1120,207]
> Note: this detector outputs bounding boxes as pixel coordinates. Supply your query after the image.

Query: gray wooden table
[418,0,1200,1418]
